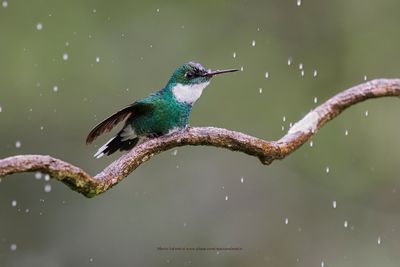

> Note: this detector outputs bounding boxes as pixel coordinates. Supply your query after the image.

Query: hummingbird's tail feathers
[94,135,139,159]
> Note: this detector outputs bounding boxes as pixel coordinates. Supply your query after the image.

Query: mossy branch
[1,79,399,197]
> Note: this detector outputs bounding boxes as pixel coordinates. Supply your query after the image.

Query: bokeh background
[1,0,400,266]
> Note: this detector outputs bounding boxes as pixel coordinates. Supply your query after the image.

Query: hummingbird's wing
[86,102,154,144]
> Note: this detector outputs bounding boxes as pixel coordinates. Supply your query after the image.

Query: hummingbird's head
[168,61,238,104]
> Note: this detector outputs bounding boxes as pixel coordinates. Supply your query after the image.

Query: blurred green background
[1,0,400,266]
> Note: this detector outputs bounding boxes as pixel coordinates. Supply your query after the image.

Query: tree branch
[1,79,399,197]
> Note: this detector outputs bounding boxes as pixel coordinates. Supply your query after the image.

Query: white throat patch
[172,82,210,104]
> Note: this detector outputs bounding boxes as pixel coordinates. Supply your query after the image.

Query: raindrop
[377,236,381,245]
[53,85,58,92]
[44,174,50,181]
[233,52,236,58]
[313,97,318,103]
[326,166,330,173]
[171,149,178,156]
[321,261,324,267]
[2,1,7,8]
[364,75,367,81]
[44,184,52,193]
[240,66,244,71]
[225,195,229,201]
[309,140,313,147]
[10,243,17,251]
[281,125,285,131]
[62,53,69,61]
[265,72,269,79]
[156,8,160,12]
[35,172,42,179]
[332,200,337,209]
[300,70,305,77]
[11,200,17,207]
[240,177,244,183]
[92,9,96,14]
[344,220,348,228]
[89,258,94,263]
[287,57,292,66]
[284,218,289,224]
[345,129,348,136]
[183,222,187,227]
[251,40,256,47]
[95,57,100,63]
[298,63,303,70]
[297,0,301,6]
[259,88,263,94]
[283,116,286,122]
[15,141,21,148]
[365,110,369,117]
[313,70,318,77]
[36,23,43,31]
[40,126,44,131]
[0,105,2,112]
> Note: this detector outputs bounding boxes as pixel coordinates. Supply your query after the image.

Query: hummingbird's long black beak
[203,68,239,77]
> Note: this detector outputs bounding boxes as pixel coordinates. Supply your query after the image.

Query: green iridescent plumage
[86,62,238,158]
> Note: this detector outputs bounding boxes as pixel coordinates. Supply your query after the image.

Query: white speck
[345,129,349,136]
[11,200,17,207]
[65,41,70,47]
[298,63,303,70]
[332,200,337,208]
[240,177,244,183]
[156,8,160,12]
[171,149,178,156]
[377,236,381,245]
[265,72,269,79]
[36,23,43,31]
[314,97,318,103]
[2,1,8,8]
[233,52,236,58]
[283,116,286,122]
[251,40,256,47]
[259,88,263,94]
[287,57,292,66]
[183,222,187,227]
[310,140,313,147]
[313,70,318,77]
[321,261,324,267]
[284,218,289,224]
[326,166,330,173]
[92,9,96,13]
[225,195,229,201]
[25,208,29,213]
[289,122,293,128]
[297,0,301,6]
[288,111,319,134]
[53,85,58,92]
[95,57,100,63]
[10,243,17,251]
[15,141,21,148]
[281,125,285,131]
[364,75,367,81]
[40,126,44,131]
[89,258,94,263]
[300,70,305,77]
[44,174,50,181]
[365,110,369,117]
[344,220,348,228]
[35,172,42,180]
[0,105,2,112]
[240,66,244,71]
[62,53,69,61]
[44,184,52,193]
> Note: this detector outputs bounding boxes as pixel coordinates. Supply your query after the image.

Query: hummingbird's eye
[185,71,194,79]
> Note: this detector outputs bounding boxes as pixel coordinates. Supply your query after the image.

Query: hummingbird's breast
[132,92,192,136]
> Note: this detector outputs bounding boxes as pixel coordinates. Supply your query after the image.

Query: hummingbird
[86,61,238,158]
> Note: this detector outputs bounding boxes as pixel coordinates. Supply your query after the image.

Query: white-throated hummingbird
[86,62,238,158]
